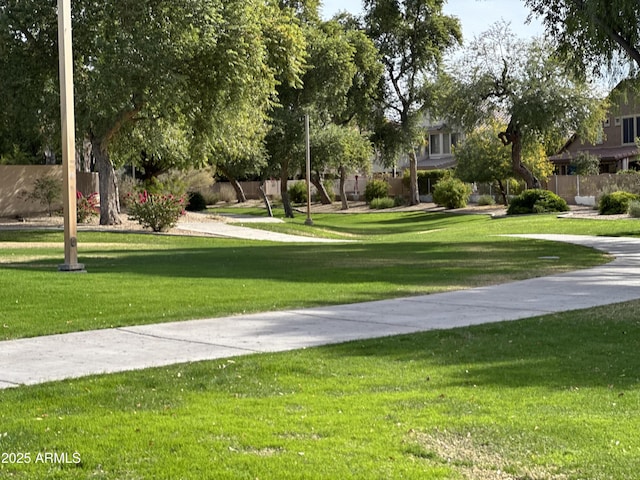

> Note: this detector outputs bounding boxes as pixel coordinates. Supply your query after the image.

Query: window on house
[442,133,451,154]
[622,116,640,144]
[430,134,440,155]
[429,132,460,156]
[451,133,459,148]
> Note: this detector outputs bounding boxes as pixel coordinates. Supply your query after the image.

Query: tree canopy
[364,0,461,205]
[0,0,306,223]
[265,12,383,216]
[525,0,640,75]
[443,22,606,188]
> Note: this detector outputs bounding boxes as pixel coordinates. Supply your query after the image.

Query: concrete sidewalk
[177,221,352,243]
[1,234,639,389]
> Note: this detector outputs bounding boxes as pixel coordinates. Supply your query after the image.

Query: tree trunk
[230,178,247,203]
[339,165,349,210]
[311,173,332,205]
[77,136,93,173]
[408,150,420,205]
[280,158,294,218]
[496,179,508,205]
[511,133,540,189]
[259,182,273,217]
[44,147,56,165]
[92,136,121,225]
[499,124,540,190]
[217,164,247,203]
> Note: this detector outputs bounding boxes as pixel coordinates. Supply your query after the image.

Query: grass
[0,212,626,340]
[2,210,640,478]
[1,301,640,479]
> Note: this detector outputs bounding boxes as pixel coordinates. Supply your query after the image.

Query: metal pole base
[58,263,86,273]
[304,217,314,226]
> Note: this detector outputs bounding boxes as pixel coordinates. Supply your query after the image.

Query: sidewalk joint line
[0,379,21,386]
[115,328,263,353]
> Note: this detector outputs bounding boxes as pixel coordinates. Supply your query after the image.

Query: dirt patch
[0,211,224,237]
[409,429,570,480]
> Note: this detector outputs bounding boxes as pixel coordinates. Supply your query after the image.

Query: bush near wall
[365,179,390,203]
[507,189,569,215]
[369,197,395,209]
[432,177,472,209]
[598,191,640,215]
[288,181,307,204]
[402,169,452,194]
[628,200,640,218]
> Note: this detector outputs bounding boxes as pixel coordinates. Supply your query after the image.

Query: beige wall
[0,165,98,217]
[211,176,414,202]
[543,174,640,204]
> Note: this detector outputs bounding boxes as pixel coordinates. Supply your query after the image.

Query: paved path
[1,234,639,389]
[177,221,351,243]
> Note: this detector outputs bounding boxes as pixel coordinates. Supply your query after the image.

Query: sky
[320,0,544,41]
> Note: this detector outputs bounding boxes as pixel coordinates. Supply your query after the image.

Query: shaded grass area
[1,301,639,479]
[227,209,640,239]
[0,213,611,339]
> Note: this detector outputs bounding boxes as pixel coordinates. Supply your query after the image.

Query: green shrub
[507,189,569,215]
[288,181,307,204]
[76,191,99,223]
[402,169,452,193]
[369,197,395,209]
[477,194,496,206]
[186,191,207,211]
[394,196,407,207]
[364,179,390,203]
[432,177,472,209]
[201,191,219,206]
[628,200,640,218]
[598,191,639,215]
[21,175,62,216]
[127,191,186,232]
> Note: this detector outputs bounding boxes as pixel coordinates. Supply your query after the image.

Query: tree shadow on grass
[3,238,603,287]
[322,301,640,390]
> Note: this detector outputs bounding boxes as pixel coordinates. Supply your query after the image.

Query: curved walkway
[177,221,351,243]
[1,235,639,389]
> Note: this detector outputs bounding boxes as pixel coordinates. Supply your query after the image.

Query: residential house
[377,116,462,174]
[418,120,461,170]
[550,80,640,174]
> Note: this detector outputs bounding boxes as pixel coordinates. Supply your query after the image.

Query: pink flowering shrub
[76,191,99,223]
[127,190,186,232]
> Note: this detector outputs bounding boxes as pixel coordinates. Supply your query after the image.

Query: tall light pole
[57,0,84,272]
[304,113,313,226]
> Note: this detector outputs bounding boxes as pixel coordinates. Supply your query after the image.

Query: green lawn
[2,211,640,479]
[0,212,631,340]
[1,301,639,479]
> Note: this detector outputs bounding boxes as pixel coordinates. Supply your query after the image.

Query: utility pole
[304,114,313,226]
[57,0,85,272]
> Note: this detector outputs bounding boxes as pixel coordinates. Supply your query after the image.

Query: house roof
[417,156,457,170]
[549,145,640,163]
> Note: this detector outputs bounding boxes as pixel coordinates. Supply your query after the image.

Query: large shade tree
[0,1,59,164]
[525,0,640,75]
[363,0,461,205]
[265,12,382,217]
[444,23,606,189]
[0,0,305,224]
